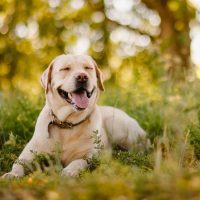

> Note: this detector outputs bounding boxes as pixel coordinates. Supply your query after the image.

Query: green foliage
[189,123,200,159]
[0,92,42,145]
[112,149,153,171]
[0,134,23,173]
[188,109,200,160]
[0,92,43,173]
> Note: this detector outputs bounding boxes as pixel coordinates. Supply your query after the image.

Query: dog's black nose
[76,73,88,83]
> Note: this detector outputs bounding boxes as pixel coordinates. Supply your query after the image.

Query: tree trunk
[142,0,193,76]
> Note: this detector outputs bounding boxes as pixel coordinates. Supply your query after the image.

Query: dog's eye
[85,66,93,70]
[60,67,70,71]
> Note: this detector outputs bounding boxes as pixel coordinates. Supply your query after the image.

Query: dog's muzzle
[57,86,95,111]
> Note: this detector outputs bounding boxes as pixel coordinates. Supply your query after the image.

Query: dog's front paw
[1,172,20,180]
[61,159,87,177]
[61,167,80,177]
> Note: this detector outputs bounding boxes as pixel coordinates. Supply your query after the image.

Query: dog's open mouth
[57,87,95,111]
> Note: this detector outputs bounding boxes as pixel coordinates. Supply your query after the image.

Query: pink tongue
[71,91,89,109]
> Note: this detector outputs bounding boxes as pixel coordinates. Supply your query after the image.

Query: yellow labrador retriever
[2,54,147,178]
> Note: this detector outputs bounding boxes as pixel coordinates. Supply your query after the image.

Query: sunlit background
[2,2,200,196]
[0,0,200,94]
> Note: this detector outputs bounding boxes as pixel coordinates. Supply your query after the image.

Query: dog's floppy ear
[92,59,105,91]
[95,66,105,91]
[40,61,54,93]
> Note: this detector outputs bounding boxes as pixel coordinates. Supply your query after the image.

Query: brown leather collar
[48,110,90,131]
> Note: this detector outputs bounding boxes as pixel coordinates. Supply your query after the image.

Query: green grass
[1,79,200,199]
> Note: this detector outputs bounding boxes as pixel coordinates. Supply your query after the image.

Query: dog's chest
[50,125,93,166]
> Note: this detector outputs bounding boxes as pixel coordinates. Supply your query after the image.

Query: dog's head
[40,54,104,114]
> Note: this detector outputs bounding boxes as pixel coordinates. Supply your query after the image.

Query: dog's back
[100,106,149,149]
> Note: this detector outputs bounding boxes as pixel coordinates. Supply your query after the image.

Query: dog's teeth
[68,93,72,99]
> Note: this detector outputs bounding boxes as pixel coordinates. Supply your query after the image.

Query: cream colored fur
[2,54,148,178]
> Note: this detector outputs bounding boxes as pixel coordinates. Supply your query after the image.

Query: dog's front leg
[2,139,39,179]
[61,131,106,178]
[61,159,88,177]
[2,106,54,179]
[2,137,54,179]
[61,124,108,177]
